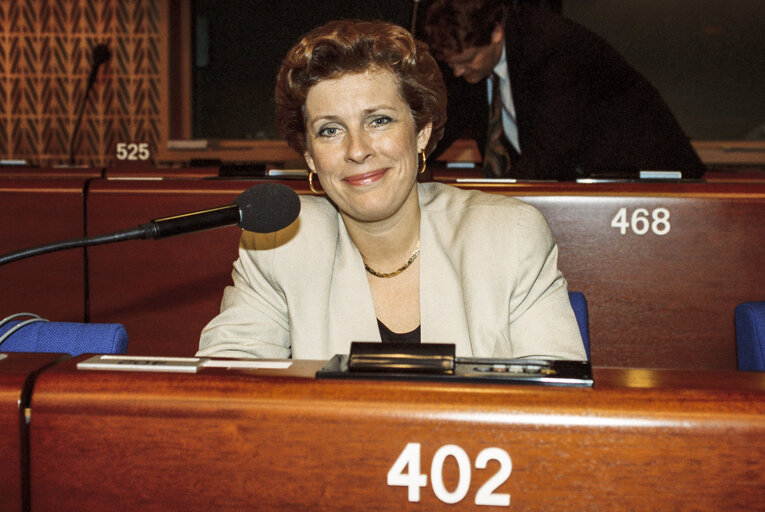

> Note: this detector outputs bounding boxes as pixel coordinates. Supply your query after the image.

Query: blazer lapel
[419,190,473,357]
[326,216,381,355]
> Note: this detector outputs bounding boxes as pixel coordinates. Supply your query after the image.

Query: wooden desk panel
[0,353,68,512]
[86,179,310,356]
[28,360,765,511]
[446,181,765,370]
[0,178,88,322]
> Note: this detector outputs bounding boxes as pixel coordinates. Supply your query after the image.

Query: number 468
[387,443,512,506]
[610,207,670,235]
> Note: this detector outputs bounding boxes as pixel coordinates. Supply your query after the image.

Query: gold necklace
[364,240,420,279]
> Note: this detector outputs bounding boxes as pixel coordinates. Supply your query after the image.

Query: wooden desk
[0,353,68,511]
[28,358,765,511]
[0,178,88,322]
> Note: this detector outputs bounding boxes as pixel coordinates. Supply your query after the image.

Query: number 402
[387,443,512,506]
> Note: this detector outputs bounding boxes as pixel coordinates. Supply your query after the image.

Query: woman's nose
[345,130,373,164]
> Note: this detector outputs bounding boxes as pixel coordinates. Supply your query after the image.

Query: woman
[197,19,586,361]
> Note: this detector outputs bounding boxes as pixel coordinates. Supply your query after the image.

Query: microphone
[0,183,301,266]
[87,44,112,89]
[145,182,300,238]
[68,44,112,166]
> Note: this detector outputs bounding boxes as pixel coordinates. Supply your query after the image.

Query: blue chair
[568,291,591,360]
[0,313,128,356]
[734,302,765,371]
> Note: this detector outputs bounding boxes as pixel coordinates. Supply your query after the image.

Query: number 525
[116,142,150,161]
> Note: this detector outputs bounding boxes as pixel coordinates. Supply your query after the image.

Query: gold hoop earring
[418,150,427,174]
[308,170,324,195]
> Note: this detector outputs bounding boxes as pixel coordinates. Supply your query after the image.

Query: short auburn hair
[424,0,507,60]
[275,19,446,155]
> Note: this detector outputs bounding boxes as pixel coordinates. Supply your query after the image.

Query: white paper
[77,355,205,373]
[201,359,292,369]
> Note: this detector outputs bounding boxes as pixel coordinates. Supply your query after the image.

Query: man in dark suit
[423,0,705,180]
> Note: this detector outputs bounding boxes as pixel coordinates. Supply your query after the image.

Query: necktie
[483,73,516,178]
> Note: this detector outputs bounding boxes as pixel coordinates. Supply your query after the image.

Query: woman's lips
[344,169,388,186]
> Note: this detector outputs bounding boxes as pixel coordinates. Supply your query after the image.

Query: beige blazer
[197,182,586,360]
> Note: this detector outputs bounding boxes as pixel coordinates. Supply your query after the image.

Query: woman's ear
[417,122,433,153]
[304,150,316,172]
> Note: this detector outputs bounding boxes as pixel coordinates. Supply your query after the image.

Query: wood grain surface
[28,358,765,511]
[0,353,68,512]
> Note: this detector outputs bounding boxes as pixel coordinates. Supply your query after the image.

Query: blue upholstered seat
[734,302,765,371]
[0,314,128,356]
[568,291,591,360]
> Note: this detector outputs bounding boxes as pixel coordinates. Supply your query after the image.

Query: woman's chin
[342,204,397,224]
[341,192,418,226]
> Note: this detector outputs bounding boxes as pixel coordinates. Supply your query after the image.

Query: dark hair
[424,0,507,59]
[275,19,446,155]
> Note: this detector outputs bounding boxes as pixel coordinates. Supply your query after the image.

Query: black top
[377,319,421,344]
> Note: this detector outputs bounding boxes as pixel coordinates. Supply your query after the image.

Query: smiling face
[303,69,432,226]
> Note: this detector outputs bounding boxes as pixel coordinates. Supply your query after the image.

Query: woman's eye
[370,116,392,127]
[318,126,339,137]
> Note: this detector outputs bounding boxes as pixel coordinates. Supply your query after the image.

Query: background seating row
[2,170,765,369]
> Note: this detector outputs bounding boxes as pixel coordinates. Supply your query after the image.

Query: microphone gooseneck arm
[0,207,241,266]
[0,226,151,266]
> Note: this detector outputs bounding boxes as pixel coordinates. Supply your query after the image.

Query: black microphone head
[92,44,111,66]
[234,183,301,233]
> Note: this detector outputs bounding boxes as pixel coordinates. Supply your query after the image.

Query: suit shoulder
[298,194,339,224]
[420,182,550,239]
[421,182,543,218]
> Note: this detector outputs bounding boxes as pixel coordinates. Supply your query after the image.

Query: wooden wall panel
[0,178,87,322]
[0,0,161,167]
